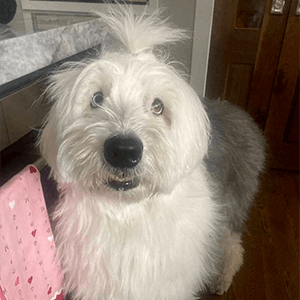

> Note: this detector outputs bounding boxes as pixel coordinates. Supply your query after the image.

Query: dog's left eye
[151,98,164,115]
[90,91,104,108]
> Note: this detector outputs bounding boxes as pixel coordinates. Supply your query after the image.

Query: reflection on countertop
[0,18,106,86]
[0,0,97,41]
[0,0,107,86]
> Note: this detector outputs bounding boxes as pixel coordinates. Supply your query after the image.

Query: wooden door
[206,0,299,170]
[263,0,299,170]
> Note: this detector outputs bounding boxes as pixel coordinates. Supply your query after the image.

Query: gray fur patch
[203,99,266,233]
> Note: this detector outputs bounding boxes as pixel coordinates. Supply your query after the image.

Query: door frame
[190,0,215,97]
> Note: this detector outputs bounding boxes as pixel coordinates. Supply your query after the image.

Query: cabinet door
[263,0,299,170]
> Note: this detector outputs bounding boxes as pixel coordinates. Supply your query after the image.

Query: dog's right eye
[90,91,104,108]
[151,98,164,115]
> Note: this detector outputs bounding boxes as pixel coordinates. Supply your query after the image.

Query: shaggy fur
[39,6,266,300]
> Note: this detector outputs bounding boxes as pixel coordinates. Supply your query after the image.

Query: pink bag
[0,165,64,300]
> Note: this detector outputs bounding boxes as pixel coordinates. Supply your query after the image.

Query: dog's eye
[91,91,104,108]
[151,98,164,115]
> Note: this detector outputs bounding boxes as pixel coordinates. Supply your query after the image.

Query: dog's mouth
[107,176,139,191]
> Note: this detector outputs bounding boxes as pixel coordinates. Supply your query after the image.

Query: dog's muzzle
[104,134,143,191]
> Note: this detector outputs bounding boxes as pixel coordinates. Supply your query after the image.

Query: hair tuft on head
[98,4,188,54]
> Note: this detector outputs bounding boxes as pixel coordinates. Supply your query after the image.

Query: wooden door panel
[206,0,264,102]
[229,29,260,64]
[224,63,254,108]
[236,0,266,28]
[264,0,299,170]
[246,0,292,128]
[283,81,299,144]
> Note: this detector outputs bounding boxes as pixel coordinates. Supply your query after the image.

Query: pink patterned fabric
[0,165,64,300]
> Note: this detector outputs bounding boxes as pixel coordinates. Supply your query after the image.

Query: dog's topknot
[98,5,188,54]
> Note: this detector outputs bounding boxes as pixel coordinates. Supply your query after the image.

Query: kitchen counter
[0,6,106,87]
[0,19,106,86]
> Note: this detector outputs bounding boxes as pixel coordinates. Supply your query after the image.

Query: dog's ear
[39,65,85,174]
[98,5,188,54]
[46,65,83,104]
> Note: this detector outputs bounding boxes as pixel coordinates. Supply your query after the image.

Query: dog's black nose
[104,135,143,169]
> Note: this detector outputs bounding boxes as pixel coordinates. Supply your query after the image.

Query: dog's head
[40,6,209,199]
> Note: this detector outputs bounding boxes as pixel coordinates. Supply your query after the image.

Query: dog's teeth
[107,177,139,191]
[110,176,130,182]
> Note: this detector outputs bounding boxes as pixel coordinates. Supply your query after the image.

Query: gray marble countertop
[0,18,106,86]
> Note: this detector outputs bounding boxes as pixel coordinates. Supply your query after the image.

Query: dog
[39,6,266,300]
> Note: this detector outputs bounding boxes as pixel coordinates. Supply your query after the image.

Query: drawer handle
[270,0,286,14]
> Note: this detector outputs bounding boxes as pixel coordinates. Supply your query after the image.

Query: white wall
[160,0,196,76]
[190,0,215,96]
[160,0,215,96]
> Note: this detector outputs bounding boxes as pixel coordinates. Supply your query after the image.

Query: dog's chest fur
[55,169,219,300]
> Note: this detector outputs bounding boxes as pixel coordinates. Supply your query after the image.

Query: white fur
[216,231,244,295]
[40,6,241,300]
[53,169,220,300]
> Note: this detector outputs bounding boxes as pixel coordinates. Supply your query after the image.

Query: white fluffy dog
[40,6,266,300]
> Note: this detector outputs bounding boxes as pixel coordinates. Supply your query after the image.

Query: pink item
[0,165,64,300]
